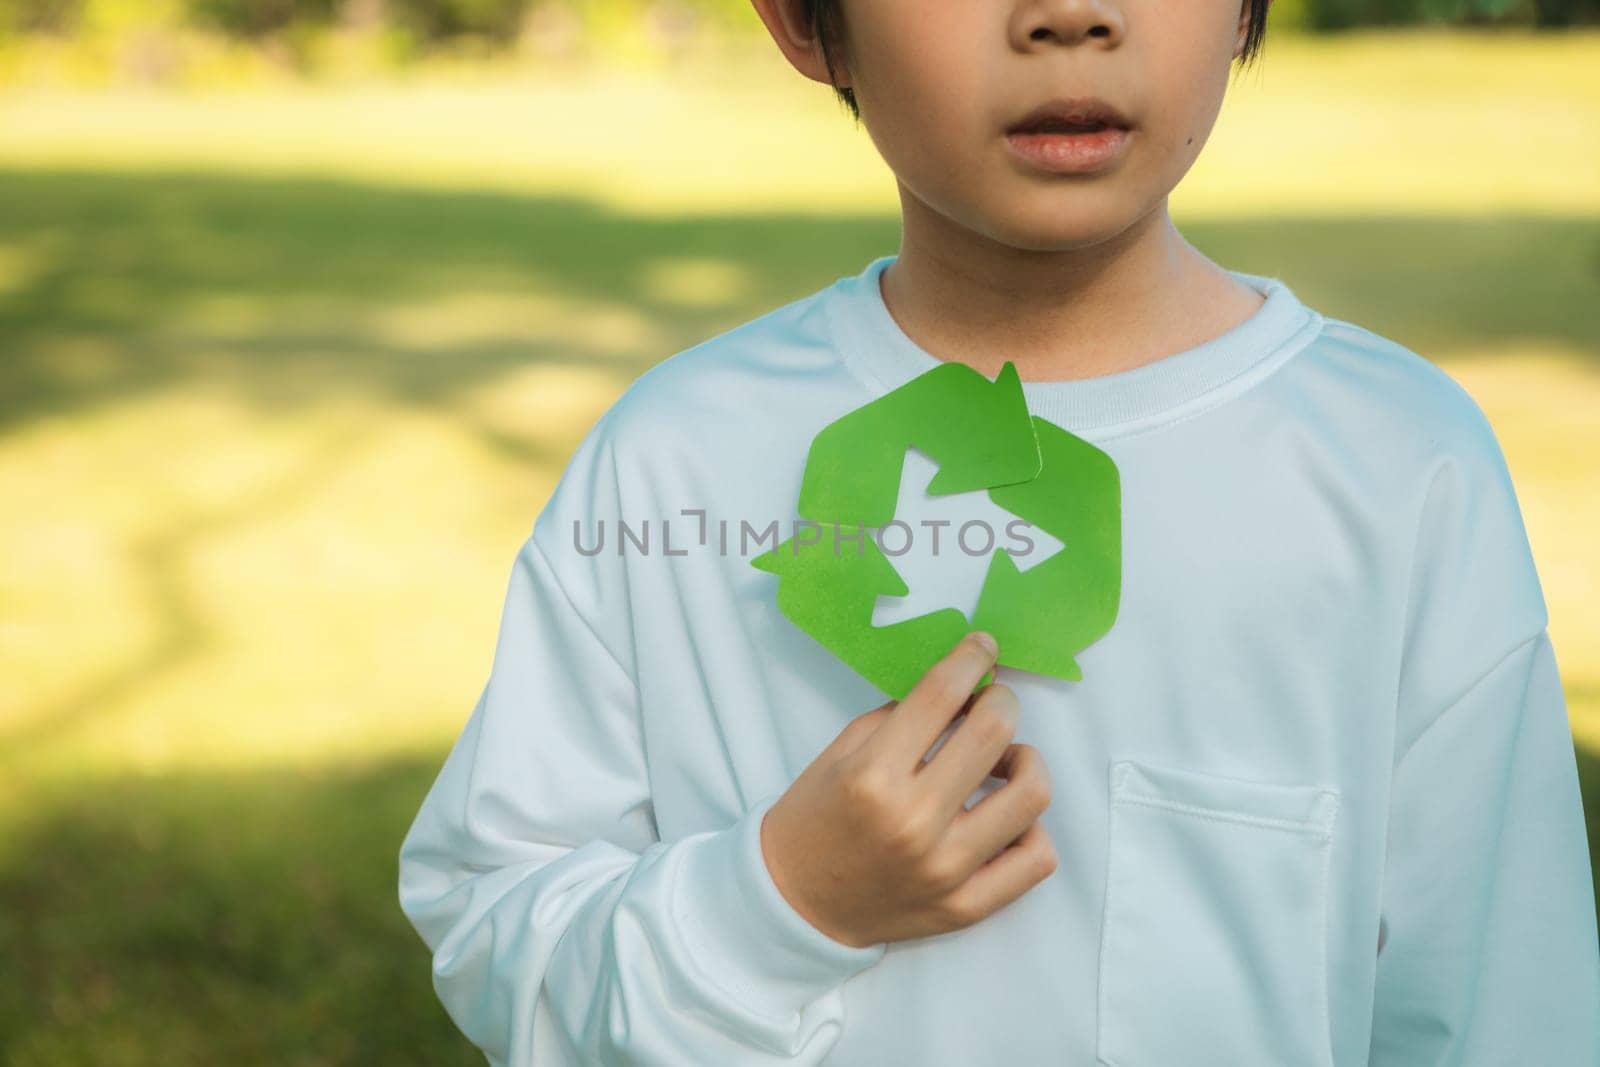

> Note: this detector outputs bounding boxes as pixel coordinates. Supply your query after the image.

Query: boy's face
[756,0,1255,253]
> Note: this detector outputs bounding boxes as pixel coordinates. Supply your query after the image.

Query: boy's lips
[1005,95,1133,135]
[1004,127,1131,174]
[1003,95,1134,174]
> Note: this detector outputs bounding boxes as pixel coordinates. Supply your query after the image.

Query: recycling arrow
[752,359,1121,700]
[753,525,988,700]
[799,361,1042,528]
[969,415,1121,682]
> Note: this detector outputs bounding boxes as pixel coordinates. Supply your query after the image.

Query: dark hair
[802,0,1271,124]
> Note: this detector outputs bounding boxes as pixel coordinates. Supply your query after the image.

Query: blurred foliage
[1293,0,1596,27]
[187,0,339,38]
[0,0,768,84]
[0,0,1595,89]
[0,0,755,43]
[1,0,1596,53]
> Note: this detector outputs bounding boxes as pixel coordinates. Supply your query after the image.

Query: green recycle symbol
[751,359,1122,701]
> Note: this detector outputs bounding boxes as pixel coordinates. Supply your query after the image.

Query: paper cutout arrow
[799,361,1043,527]
[752,359,1121,700]
[970,415,1121,682]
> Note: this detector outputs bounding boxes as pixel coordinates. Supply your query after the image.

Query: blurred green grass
[1,30,1598,1065]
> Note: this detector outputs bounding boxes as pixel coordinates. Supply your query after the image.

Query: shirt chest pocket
[1096,759,1341,1067]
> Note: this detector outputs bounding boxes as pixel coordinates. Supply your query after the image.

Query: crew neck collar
[823,253,1324,439]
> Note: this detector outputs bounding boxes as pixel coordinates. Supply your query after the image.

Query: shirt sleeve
[1368,394,1600,1064]
[396,417,886,1066]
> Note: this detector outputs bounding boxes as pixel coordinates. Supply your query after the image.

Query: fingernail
[970,630,998,657]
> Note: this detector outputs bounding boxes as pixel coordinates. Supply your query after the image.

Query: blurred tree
[0,0,1594,49]
[1532,0,1597,23]
[186,0,338,37]
[1300,0,1596,25]
[1,0,85,34]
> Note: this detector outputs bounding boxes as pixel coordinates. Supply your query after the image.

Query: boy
[398,0,1600,1063]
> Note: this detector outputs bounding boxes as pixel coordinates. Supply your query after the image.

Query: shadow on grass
[0,757,482,1066]
[0,167,905,435]
[1,167,1598,439]
[1,745,1597,1065]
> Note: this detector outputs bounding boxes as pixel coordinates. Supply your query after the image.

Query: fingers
[940,743,1053,868]
[914,682,1020,825]
[937,818,1058,931]
[864,631,1001,775]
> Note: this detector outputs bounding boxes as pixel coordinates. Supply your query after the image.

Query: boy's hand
[760,631,1057,949]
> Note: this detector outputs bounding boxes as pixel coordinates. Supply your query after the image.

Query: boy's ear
[749,0,850,90]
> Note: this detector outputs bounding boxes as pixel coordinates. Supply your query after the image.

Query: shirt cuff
[674,790,888,1020]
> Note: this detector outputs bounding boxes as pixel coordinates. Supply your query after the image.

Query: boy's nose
[1010,0,1126,51]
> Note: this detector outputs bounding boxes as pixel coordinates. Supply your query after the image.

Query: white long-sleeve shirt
[397,253,1600,1066]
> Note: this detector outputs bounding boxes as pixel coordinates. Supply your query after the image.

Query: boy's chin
[977,204,1151,254]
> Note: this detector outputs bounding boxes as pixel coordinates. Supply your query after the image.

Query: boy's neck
[881,191,1265,385]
